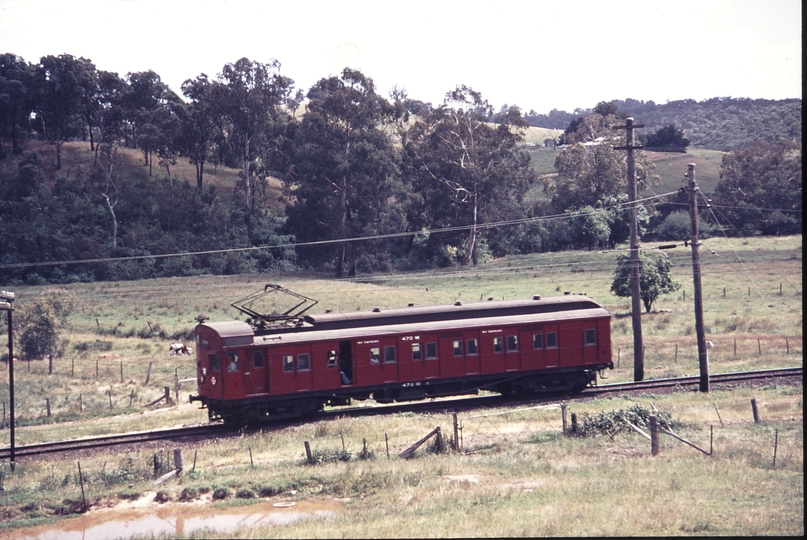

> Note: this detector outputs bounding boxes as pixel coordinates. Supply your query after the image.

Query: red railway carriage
[190,295,613,423]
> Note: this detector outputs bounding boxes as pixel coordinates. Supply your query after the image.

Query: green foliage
[610,251,681,312]
[713,140,801,235]
[644,124,690,149]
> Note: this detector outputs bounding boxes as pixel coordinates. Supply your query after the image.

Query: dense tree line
[525,97,801,151]
[0,53,801,286]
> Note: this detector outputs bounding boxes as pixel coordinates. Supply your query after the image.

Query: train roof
[252,305,611,346]
[296,294,601,331]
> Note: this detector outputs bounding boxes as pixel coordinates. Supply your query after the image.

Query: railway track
[2,367,801,460]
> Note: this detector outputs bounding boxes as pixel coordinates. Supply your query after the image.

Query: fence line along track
[2,367,801,460]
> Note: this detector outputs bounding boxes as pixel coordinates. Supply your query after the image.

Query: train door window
[585,329,596,346]
[298,353,310,371]
[412,343,422,361]
[253,351,264,368]
[384,345,396,363]
[227,352,240,372]
[210,353,221,371]
[426,342,438,360]
[507,335,518,352]
[370,347,381,364]
[493,337,504,353]
[467,338,479,355]
[533,333,544,350]
[453,340,463,356]
[283,355,294,372]
[546,332,558,349]
[327,350,337,368]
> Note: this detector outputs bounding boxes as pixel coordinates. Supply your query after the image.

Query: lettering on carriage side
[358,339,380,345]
[402,382,422,387]
[481,329,503,334]
[401,335,420,341]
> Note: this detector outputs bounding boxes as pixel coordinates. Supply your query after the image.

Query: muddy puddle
[6,499,337,540]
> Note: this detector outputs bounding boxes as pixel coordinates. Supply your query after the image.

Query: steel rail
[2,367,800,460]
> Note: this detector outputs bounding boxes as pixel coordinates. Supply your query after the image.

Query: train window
[412,343,422,360]
[370,347,381,364]
[467,338,478,355]
[507,336,518,352]
[493,337,504,353]
[227,352,240,372]
[210,353,221,371]
[384,346,396,363]
[533,333,543,350]
[283,355,294,372]
[426,342,438,359]
[453,340,463,356]
[585,329,596,345]
[327,350,337,367]
[253,351,264,369]
[298,353,310,371]
[546,332,558,348]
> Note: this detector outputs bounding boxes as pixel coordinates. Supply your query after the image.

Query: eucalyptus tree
[403,86,536,266]
[0,53,35,155]
[285,68,403,277]
[33,54,94,169]
[215,58,294,232]
[181,74,220,187]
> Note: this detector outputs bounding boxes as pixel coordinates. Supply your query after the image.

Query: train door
[339,341,354,385]
[355,339,383,386]
[294,344,314,391]
[402,337,425,382]
[559,323,582,367]
[312,342,339,390]
[423,335,440,379]
[465,332,481,375]
[244,349,267,395]
[379,337,399,383]
[543,324,560,367]
[439,331,464,377]
[504,331,520,371]
[480,328,504,375]
[222,350,246,399]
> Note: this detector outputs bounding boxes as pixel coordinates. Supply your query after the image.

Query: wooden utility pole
[613,118,645,381]
[687,164,709,392]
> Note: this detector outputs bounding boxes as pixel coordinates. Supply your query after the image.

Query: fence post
[650,415,659,456]
[304,441,314,464]
[751,398,760,423]
[144,362,153,385]
[561,404,568,434]
[758,339,761,355]
[46,397,51,417]
[453,413,459,451]
[674,343,678,363]
[174,448,184,476]
[48,355,53,375]
[570,413,577,435]
[77,461,87,510]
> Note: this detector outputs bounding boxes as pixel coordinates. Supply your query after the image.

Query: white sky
[0,0,801,113]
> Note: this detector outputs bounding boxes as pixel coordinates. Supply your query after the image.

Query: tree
[0,54,35,156]
[34,54,93,168]
[713,140,801,235]
[644,124,690,149]
[404,86,536,266]
[216,58,294,233]
[286,68,401,277]
[546,143,625,209]
[611,252,681,312]
[181,74,220,187]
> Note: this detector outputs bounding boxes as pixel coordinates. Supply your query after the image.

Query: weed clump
[212,486,231,500]
[236,488,256,499]
[576,405,674,437]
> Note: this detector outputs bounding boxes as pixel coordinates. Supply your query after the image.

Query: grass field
[0,233,801,536]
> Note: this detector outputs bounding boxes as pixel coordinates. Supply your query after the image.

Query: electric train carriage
[190,293,613,423]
